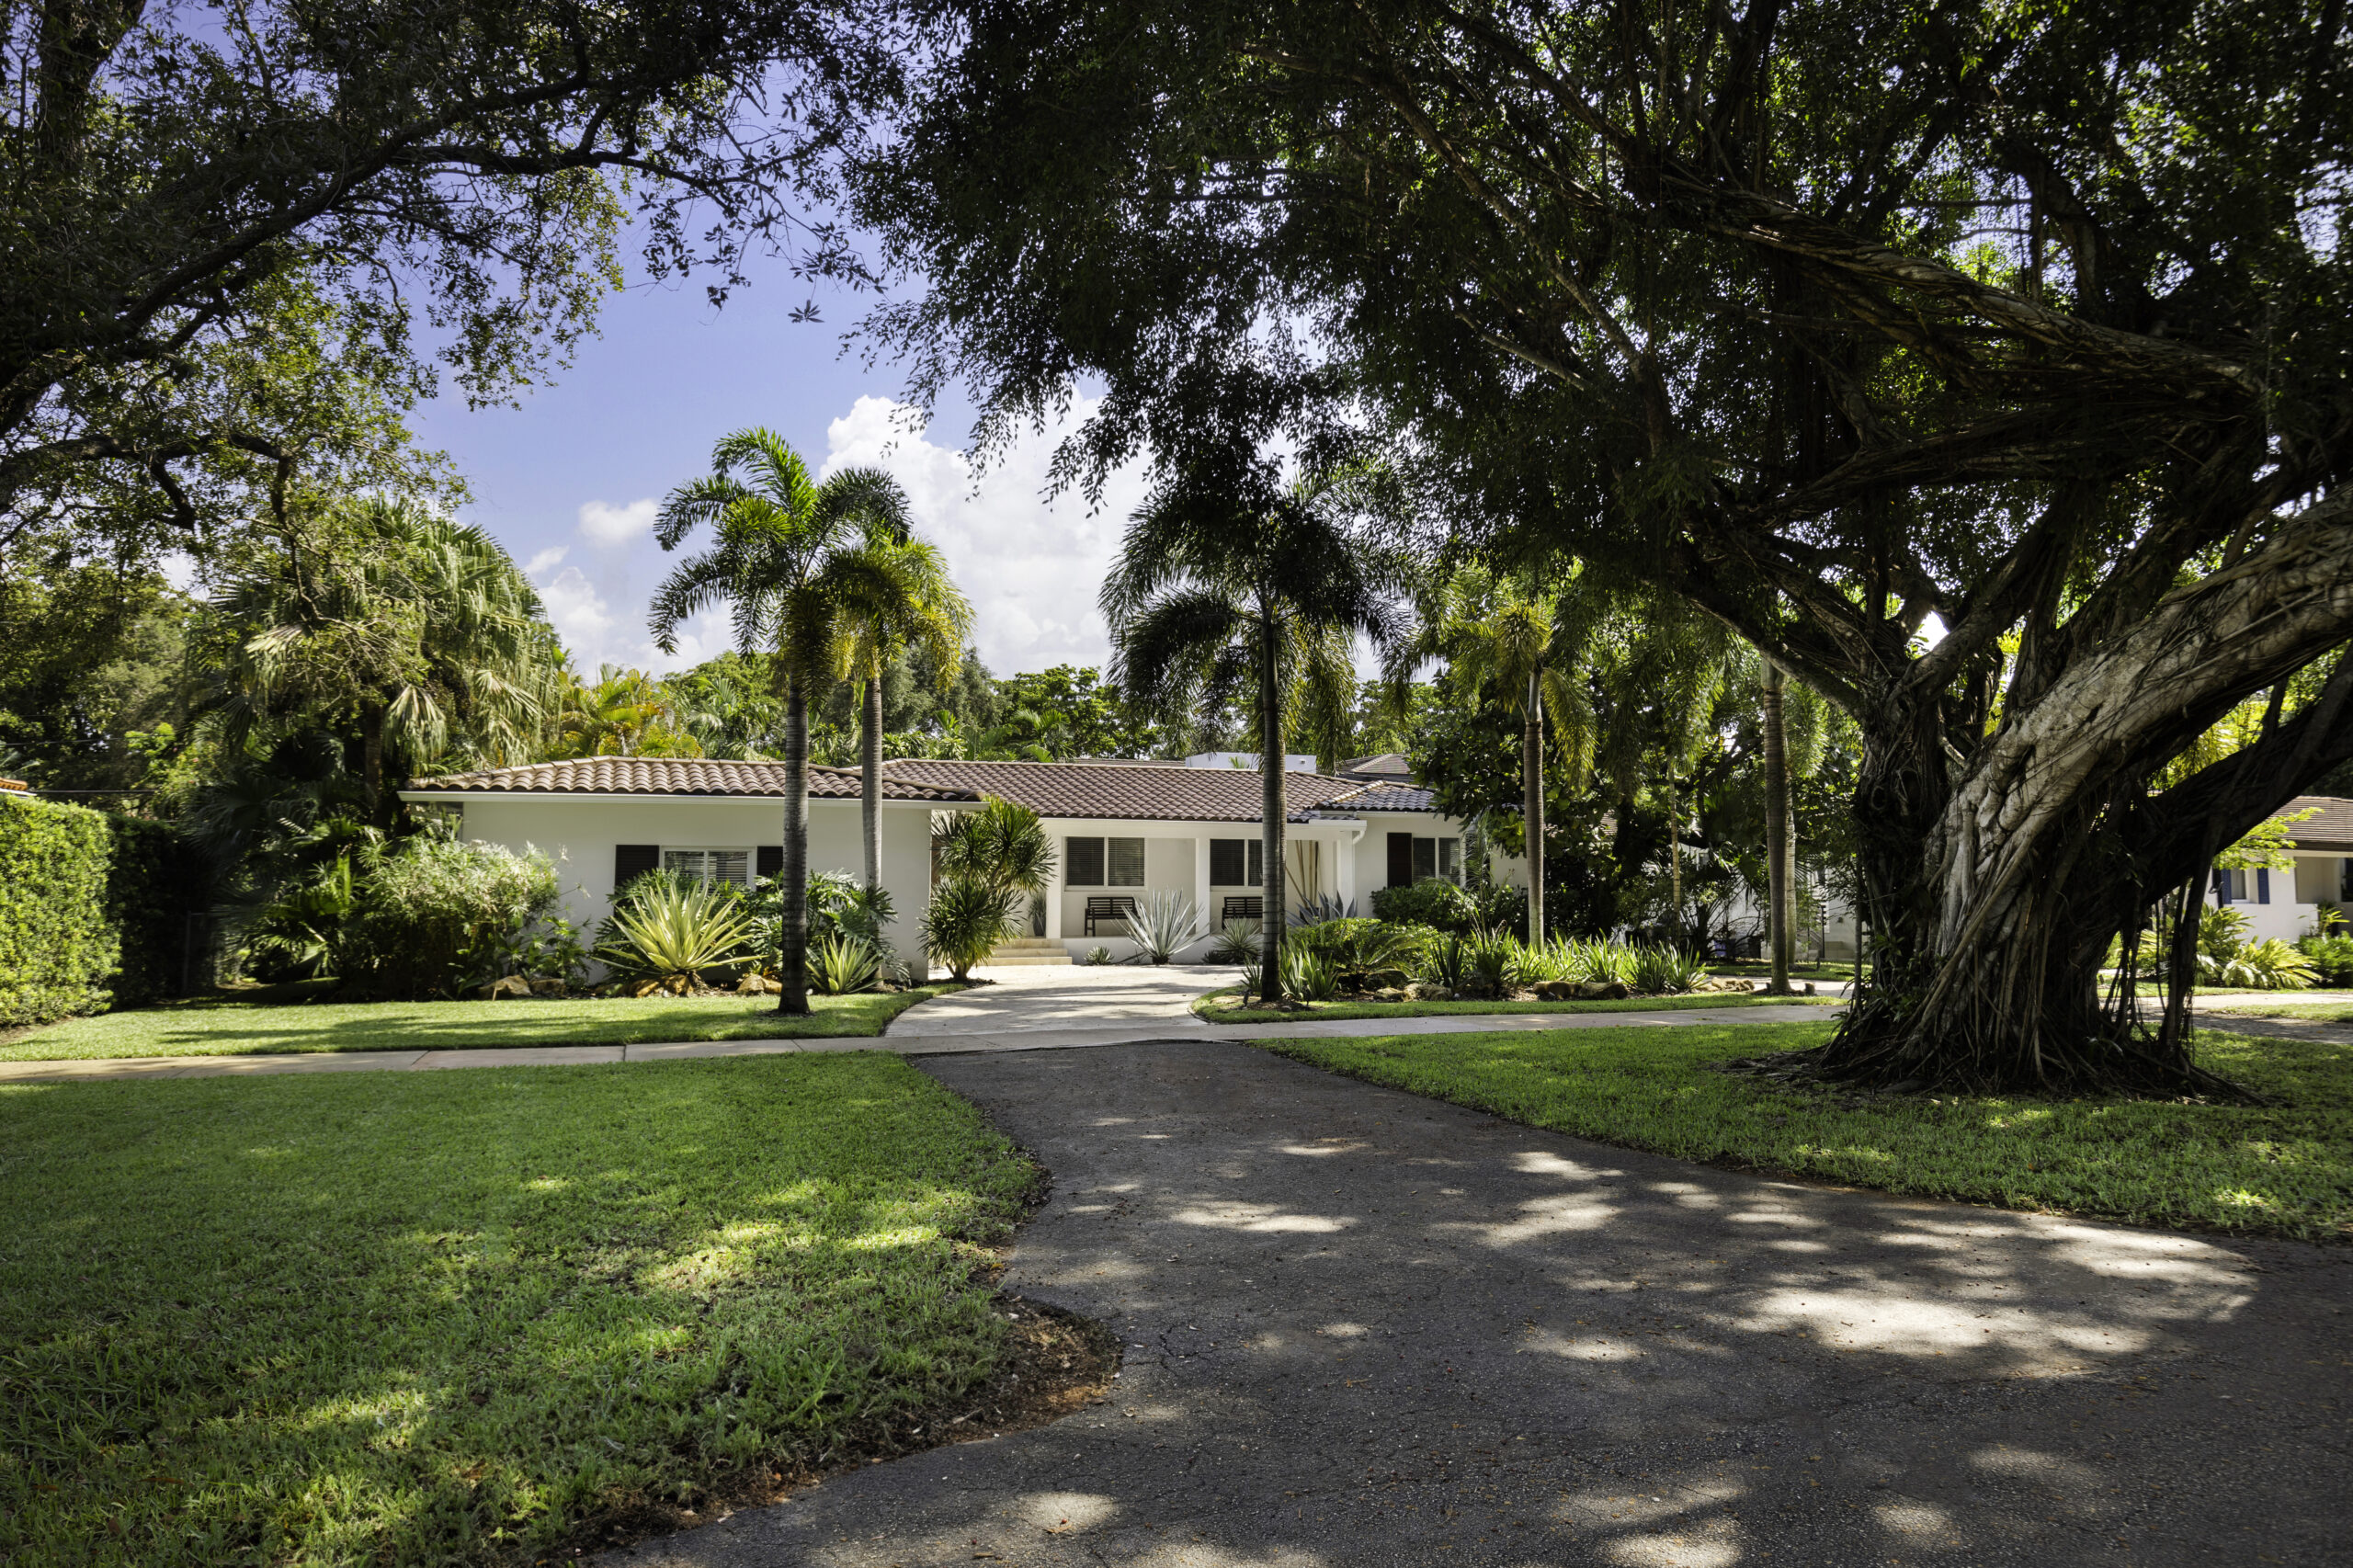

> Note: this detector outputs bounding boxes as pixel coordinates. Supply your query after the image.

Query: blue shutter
[2212,868,2231,903]
[2256,867,2270,904]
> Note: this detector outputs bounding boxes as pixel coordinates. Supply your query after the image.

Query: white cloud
[819,394,1149,675]
[577,496,657,547]
[525,545,570,577]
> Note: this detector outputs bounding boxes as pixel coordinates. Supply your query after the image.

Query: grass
[1704,960,1864,983]
[0,1053,1035,1566]
[0,985,960,1062]
[2205,999,2353,1023]
[1192,986,1841,1024]
[1257,1020,2353,1242]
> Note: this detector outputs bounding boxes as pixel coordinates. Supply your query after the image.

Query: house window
[1067,836,1146,887]
[664,848,750,890]
[1210,838,1264,885]
[2213,867,2270,905]
[1387,834,1463,886]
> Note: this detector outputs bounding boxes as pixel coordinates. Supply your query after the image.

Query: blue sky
[405,256,1152,680]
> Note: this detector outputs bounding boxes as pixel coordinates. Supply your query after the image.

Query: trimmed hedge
[0,793,200,1027]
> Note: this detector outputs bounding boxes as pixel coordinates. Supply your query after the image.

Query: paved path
[604,1039,2352,1568]
[0,966,1836,1082]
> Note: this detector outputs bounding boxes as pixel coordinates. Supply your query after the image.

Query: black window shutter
[756,845,783,881]
[615,844,659,887]
[1249,838,1263,886]
[1386,833,1414,887]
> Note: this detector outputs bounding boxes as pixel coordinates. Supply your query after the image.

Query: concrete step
[986,937,1074,966]
[986,953,1074,966]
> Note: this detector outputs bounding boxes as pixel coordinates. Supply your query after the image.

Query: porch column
[1336,830,1357,911]
[1194,834,1212,940]
[1044,827,1064,941]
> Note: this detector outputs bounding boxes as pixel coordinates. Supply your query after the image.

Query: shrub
[921,873,1018,981]
[2298,934,2353,986]
[1560,936,1638,985]
[1290,893,1358,926]
[1280,944,1338,1001]
[1291,916,1430,982]
[807,932,882,994]
[1085,945,1114,965]
[748,871,904,983]
[1629,944,1709,994]
[0,793,199,1025]
[339,837,563,999]
[1370,877,1477,930]
[593,872,752,991]
[1209,918,1262,964]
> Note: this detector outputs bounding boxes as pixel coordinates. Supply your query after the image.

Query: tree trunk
[778,679,813,1017]
[861,669,884,892]
[1259,615,1286,1004]
[1665,782,1681,946]
[1522,674,1544,943]
[1761,659,1795,994]
[361,701,386,817]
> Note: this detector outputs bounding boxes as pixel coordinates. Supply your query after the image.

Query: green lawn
[0,1053,1034,1566]
[1258,1021,2353,1241]
[1194,987,1841,1025]
[1704,960,1864,983]
[2204,999,2353,1023]
[0,985,958,1062]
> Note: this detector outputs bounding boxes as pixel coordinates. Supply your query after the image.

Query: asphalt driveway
[608,1039,2351,1568]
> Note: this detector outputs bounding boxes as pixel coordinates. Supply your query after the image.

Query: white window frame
[662,846,753,891]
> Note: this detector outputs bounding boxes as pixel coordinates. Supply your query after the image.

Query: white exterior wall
[448,795,936,962]
[2212,851,2347,943]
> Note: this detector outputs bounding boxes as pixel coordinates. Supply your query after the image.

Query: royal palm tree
[1386,562,1595,943]
[832,534,973,892]
[1103,455,1398,1002]
[649,427,914,1017]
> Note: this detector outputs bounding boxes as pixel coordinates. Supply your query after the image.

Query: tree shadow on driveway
[606,1040,2351,1568]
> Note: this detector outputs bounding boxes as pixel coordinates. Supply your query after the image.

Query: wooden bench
[1084,895,1139,936]
[1220,896,1264,925]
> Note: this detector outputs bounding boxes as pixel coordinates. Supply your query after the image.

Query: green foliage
[931,797,1055,898]
[1084,945,1114,965]
[0,1055,1032,1563]
[1289,916,1429,979]
[1629,944,1710,996]
[2296,935,2353,986]
[336,836,566,998]
[920,875,1019,982]
[2138,906,2318,991]
[1121,890,1202,964]
[596,872,752,987]
[1279,943,1339,1002]
[1209,918,1263,964]
[807,932,883,995]
[1370,876,1526,937]
[0,794,200,1026]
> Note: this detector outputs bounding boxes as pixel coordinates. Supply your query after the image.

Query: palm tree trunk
[1522,673,1544,943]
[861,668,884,892]
[1259,613,1286,1004]
[361,701,387,817]
[779,678,813,1016]
[1667,780,1682,945]
[1762,658,1795,994]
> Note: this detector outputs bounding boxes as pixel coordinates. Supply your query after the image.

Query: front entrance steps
[986,937,1074,966]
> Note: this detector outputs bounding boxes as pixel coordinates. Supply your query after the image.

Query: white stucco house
[2213,794,2353,942]
[397,753,1496,969]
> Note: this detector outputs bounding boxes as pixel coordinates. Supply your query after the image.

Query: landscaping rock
[735,973,783,996]
[629,978,665,999]
[1574,979,1631,999]
[474,975,531,1000]
[1370,988,1409,1003]
[1362,968,1411,990]
[528,977,568,998]
[1531,979,1577,1001]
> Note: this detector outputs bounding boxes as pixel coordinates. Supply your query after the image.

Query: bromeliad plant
[807,932,883,994]
[1210,918,1263,965]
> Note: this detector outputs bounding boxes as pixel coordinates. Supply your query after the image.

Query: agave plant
[1280,944,1339,1001]
[598,876,753,987]
[1290,893,1359,926]
[1464,928,1515,993]
[1122,890,1204,964]
[1421,932,1472,993]
[1085,945,1114,965]
[1210,917,1263,964]
[1560,936,1638,985]
[1238,960,1264,1003]
[807,932,882,994]
[1629,943,1708,994]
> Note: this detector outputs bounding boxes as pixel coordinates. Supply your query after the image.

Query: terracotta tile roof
[403,756,976,801]
[1315,780,1439,813]
[1339,752,1415,781]
[881,757,1438,822]
[2281,795,2353,853]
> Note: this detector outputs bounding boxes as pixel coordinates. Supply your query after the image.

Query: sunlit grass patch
[1194,986,1838,1024]
[0,985,960,1062]
[1258,1022,2353,1241]
[0,1053,1033,1565]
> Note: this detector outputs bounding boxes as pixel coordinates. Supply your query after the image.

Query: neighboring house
[2218,794,2353,942]
[398,756,1495,968]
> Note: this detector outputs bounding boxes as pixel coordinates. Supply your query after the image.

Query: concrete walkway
[603,1038,2349,1568]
